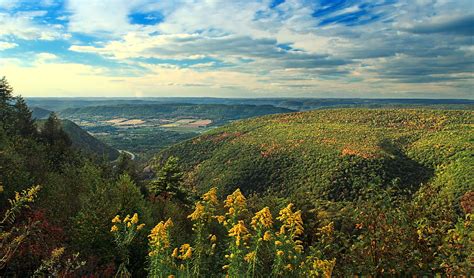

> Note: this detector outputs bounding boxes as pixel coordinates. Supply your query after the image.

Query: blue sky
[0,0,473,98]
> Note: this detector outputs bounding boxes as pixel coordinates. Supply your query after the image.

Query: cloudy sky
[0,0,473,98]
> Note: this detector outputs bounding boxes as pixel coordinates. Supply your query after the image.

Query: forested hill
[59,104,294,123]
[34,118,120,160]
[159,108,473,202]
[60,120,120,160]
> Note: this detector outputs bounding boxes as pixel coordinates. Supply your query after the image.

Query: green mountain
[158,109,473,205]
[60,119,120,160]
[35,118,120,160]
[31,106,53,119]
[59,103,294,124]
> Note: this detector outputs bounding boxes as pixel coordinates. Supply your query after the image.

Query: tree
[0,77,15,133]
[39,113,73,169]
[148,156,187,203]
[13,97,36,138]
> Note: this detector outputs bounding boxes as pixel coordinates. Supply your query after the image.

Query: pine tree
[0,77,15,133]
[149,156,187,203]
[13,96,36,137]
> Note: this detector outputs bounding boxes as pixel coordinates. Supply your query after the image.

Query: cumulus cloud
[400,13,474,36]
[0,41,17,50]
[2,0,473,98]
[0,11,69,40]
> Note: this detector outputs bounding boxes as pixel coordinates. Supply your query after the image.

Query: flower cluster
[149,218,173,252]
[146,188,336,277]
[110,213,145,277]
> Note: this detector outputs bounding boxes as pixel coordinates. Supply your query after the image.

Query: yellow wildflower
[244,251,256,263]
[263,231,272,241]
[124,214,131,223]
[228,220,249,247]
[294,245,303,253]
[251,207,273,230]
[181,245,192,260]
[127,222,132,228]
[224,189,247,215]
[215,215,226,224]
[131,213,139,224]
[172,248,178,258]
[318,222,334,237]
[202,187,219,205]
[149,218,174,248]
[111,225,119,232]
[188,202,205,221]
[168,275,175,278]
[210,234,217,242]
[275,240,282,246]
[285,264,293,270]
[137,224,145,231]
[277,250,284,256]
[277,203,304,237]
[51,247,65,259]
[311,258,336,277]
[112,215,121,223]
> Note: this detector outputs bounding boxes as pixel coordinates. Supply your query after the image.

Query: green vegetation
[58,103,293,124]
[1,77,472,276]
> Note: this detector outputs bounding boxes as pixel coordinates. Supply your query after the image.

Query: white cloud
[0,41,17,50]
[0,11,69,40]
[65,0,152,36]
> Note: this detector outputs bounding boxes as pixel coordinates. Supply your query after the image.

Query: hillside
[35,119,120,160]
[31,106,52,119]
[59,103,294,124]
[60,120,120,160]
[159,109,473,205]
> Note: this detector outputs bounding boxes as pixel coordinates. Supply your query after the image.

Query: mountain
[158,108,472,206]
[60,119,120,160]
[31,106,53,119]
[58,104,294,124]
[27,97,474,112]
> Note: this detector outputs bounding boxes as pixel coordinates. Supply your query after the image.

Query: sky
[0,0,473,98]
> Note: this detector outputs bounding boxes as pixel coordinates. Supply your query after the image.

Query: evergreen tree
[149,156,187,203]
[13,96,37,138]
[0,77,15,133]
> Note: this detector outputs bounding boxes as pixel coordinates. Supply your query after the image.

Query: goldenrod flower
[188,203,205,221]
[131,213,139,224]
[319,222,334,237]
[277,203,304,237]
[127,222,132,228]
[202,187,219,205]
[294,245,303,253]
[51,247,65,259]
[137,224,145,231]
[112,215,121,223]
[251,207,273,230]
[284,264,293,270]
[276,250,284,256]
[224,189,247,215]
[149,218,174,249]
[172,248,178,258]
[111,225,118,232]
[228,220,249,246]
[244,251,256,263]
[263,231,272,241]
[181,246,192,260]
[275,240,282,246]
[124,214,131,223]
[215,215,226,224]
[210,234,217,242]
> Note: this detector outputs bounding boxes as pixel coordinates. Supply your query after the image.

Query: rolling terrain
[159,108,473,206]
